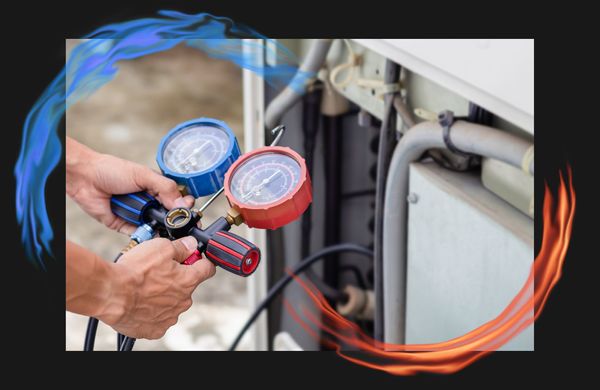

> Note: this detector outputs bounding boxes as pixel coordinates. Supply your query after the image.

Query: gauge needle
[242,170,281,200]
[179,141,210,166]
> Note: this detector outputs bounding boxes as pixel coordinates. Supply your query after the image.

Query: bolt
[407,193,419,204]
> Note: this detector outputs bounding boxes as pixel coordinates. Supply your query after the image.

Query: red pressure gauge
[224,146,312,229]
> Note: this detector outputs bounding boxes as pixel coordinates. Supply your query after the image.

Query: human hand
[66,137,194,234]
[98,236,216,339]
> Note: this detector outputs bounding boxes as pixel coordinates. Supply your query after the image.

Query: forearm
[66,240,116,318]
[66,136,98,198]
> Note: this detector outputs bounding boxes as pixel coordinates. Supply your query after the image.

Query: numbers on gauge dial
[230,153,301,206]
[162,125,230,174]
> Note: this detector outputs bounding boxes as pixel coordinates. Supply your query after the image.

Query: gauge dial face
[229,152,301,206]
[162,124,230,174]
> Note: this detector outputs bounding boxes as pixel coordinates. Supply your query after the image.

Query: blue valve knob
[110,192,159,226]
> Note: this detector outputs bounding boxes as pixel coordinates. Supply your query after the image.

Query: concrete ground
[65,40,254,351]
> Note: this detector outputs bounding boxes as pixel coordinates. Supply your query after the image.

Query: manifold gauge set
[110,117,312,277]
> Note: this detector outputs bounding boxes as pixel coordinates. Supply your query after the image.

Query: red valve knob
[204,231,261,276]
[183,250,202,265]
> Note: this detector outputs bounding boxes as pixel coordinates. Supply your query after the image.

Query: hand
[66,137,194,234]
[99,236,216,339]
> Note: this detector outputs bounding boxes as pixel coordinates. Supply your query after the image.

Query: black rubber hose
[300,86,344,302]
[228,243,373,351]
[83,318,99,352]
[301,86,322,258]
[373,60,400,342]
[84,252,123,351]
[117,333,124,350]
[323,115,343,289]
[119,336,136,352]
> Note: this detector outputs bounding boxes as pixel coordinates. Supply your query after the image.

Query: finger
[174,195,195,209]
[170,236,198,263]
[185,258,217,286]
[132,165,184,209]
[105,214,136,235]
[117,222,136,235]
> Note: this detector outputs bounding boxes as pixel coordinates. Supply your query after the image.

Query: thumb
[170,236,198,263]
[132,165,188,209]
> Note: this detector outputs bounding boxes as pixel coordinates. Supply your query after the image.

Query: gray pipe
[382,120,534,344]
[393,95,416,129]
[265,39,333,129]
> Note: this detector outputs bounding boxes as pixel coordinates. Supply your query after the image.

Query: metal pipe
[382,120,534,344]
[373,60,400,341]
[265,39,333,129]
[393,95,416,129]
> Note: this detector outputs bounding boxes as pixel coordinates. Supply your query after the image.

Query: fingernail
[181,236,198,252]
[173,197,188,208]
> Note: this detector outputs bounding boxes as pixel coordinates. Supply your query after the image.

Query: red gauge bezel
[224,146,312,229]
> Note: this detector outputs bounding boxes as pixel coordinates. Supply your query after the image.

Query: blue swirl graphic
[15,10,312,268]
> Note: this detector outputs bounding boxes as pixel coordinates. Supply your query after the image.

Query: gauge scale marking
[162,125,230,174]
[224,146,312,230]
[230,152,301,206]
[156,118,240,198]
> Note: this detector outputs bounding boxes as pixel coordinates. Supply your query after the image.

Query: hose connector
[131,223,155,244]
[336,285,375,320]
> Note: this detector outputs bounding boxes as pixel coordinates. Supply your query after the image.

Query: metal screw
[245,258,252,265]
[407,193,419,204]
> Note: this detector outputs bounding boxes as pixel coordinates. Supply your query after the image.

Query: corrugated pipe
[265,39,333,129]
[382,120,534,344]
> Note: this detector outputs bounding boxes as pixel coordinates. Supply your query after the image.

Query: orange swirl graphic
[286,167,575,375]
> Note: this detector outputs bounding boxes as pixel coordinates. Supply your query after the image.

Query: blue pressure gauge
[156,118,241,197]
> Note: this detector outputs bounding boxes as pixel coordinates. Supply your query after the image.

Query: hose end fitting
[131,223,155,244]
[336,285,375,320]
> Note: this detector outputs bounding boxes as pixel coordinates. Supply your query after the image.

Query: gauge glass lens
[230,152,301,206]
[162,125,230,174]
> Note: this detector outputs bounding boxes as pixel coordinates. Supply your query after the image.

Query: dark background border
[2,0,595,386]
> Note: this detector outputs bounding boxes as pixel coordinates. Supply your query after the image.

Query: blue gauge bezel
[156,117,240,197]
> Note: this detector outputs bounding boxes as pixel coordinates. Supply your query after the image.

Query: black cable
[119,336,136,352]
[300,86,342,302]
[83,252,123,351]
[117,333,124,350]
[323,115,343,289]
[228,243,373,351]
[301,86,322,258]
[83,318,99,352]
[339,265,368,290]
[341,188,376,199]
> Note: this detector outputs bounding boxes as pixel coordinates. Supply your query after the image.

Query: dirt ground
[65,40,254,350]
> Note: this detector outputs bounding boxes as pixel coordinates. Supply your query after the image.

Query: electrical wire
[83,252,123,351]
[228,243,373,351]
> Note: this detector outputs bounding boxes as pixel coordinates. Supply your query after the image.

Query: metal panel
[354,39,534,133]
[242,39,268,350]
[405,162,534,350]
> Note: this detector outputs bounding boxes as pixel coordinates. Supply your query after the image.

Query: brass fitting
[191,208,203,220]
[121,239,138,253]
[225,207,244,226]
[177,184,189,197]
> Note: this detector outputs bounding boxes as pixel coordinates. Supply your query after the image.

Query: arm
[66,240,118,319]
[66,237,216,339]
